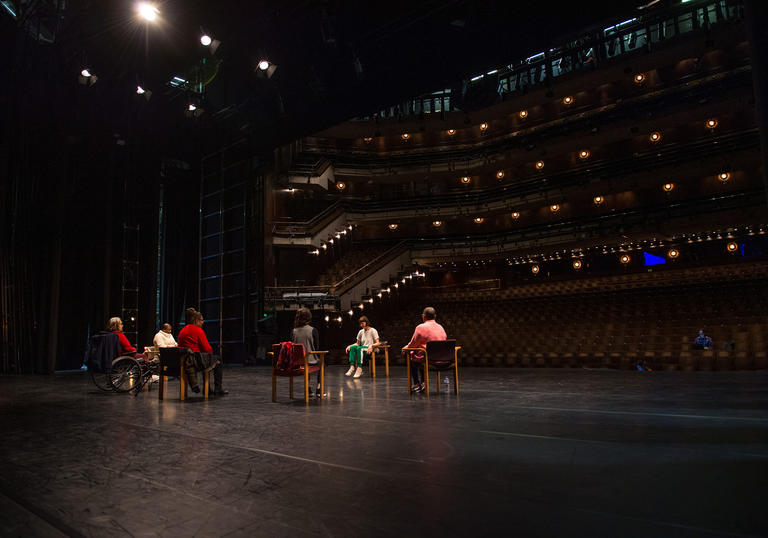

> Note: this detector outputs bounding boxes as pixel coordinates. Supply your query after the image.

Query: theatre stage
[1,367,766,537]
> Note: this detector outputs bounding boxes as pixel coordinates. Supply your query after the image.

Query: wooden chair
[403,339,461,397]
[158,347,212,401]
[268,343,326,403]
[368,344,390,378]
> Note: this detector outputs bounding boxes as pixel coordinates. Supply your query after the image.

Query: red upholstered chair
[269,343,326,403]
[403,339,461,397]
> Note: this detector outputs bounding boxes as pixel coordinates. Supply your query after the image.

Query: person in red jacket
[177,308,227,396]
[108,317,146,360]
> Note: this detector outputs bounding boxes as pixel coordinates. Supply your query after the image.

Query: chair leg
[385,349,389,377]
[423,357,429,397]
[180,365,186,401]
[272,368,277,402]
[304,367,309,403]
[454,361,459,395]
[371,351,376,378]
[320,358,325,399]
[158,375,166,400]
[406,356,411,393]
[203,372,210,399]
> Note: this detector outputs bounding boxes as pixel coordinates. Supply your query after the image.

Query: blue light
[643,252,666,266]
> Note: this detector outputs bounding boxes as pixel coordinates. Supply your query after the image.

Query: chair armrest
[402,347,426,352]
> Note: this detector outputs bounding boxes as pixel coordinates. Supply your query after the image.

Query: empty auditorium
[2,0,768,536]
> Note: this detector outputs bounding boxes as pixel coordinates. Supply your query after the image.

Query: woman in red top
[177,308,227,396]
[108,317,141,356]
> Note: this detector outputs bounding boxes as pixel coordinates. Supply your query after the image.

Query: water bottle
[443,376,450,390]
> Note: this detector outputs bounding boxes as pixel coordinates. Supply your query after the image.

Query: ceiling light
[726,241,738,253]
[649,131,662,142]
[188,104,197,111]
[480,122,488,131]
[401,133,410,140]
[432,220,443,227]
[531,264,540,274]
[579,150,590,160]
[572,259,582,270]
[388,223,398,230]
[136,2,158,21]
[336,181,346,191]
[518,110,528,119]
[136,85,146,94]
[662,182,675,192]
[258,60,270,71]
[496,170,505,179]
[668,248,679,259]
[81,69,91,77]
[535,160,545,170]
[550,204,560,213]
[706,118,718,129]
[473,217,484,224]
[447,129,456,136]
[200,34,212,46]
[363,137,373,143]
[620,254,631,264]
[593,195,604,205]
[460,176,471,184]
[511,211,520,219]
[562,96,573,105]
[634,73,646,84]
[718,171,731,182]
[256,59,277,78]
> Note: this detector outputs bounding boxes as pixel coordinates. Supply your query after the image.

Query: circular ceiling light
[572,259,582,270]
[388,223,398,230]
[432,220,443,227]
[562,96,573,105]
[550,204,560,213]
[363,137,373,143]
[258,60,270,71]
[511,211,520,219]
[649,131,662,143]
[460,176,471,184]
[447,129,456,136]
[401,133,410,140]
[496,170,505,179]
[200,34,212,46]
[473,217,484,224]
[593,195,604,205]
[136,2,158,21]
[718,171,731,182]
[726,241,738,253]
[662,182,675,192]
[634,73,646,84]
[531,264,540,274]
[706,118,718,130]
[668,248,679,259]
[480,122,489,131]
[518,110,528,119]
[335,181,346,191]
[535,160,545,170]
[579,149,590,160]
[620,254,631,264]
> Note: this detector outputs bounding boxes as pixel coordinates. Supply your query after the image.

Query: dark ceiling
[4,0,647,153]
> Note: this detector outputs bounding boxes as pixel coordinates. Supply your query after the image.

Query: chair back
[426,339,457,367]
[159,347,191,374]
[85,332,121,372]
[272,342,306,371]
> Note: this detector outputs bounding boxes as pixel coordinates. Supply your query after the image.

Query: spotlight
[718,171,731,182]
[336,181,346,191]
[535,160,545,170]
[460,176,471,184]
[662,182,675,192]
[511,211,520,219]
[668,248,680,259]
[324,315,330,322]
[480,122,489,131]
[550,204,560,213]
[447,129,456,136]
[359,303,364,310]
[593,195,604,205]
[518,110,528,119]
[562,96,573,105]
[572,259,582,270]
[634,73,646,84]
[136,85,145,94]
[256,59,277,78]
[136,2,158,21]
[432,220,443,227]
[726,241,738,252]
[531,264,540,274]
[401,133,410,140]
[388,223,398,230]
[496,170,505,179]
[81,69,91,77]
[579,150,590,160]
[473,217,484,224]
[200,34,212,46]
[649,131,662,143]
[78,69,97,86]
[368,297,374,304]
[348,310,354,316]
[620,254,631,264]
[258,59,270,70]
[321,243,327,250]
[706,118,718,130]
[188,104,196,111]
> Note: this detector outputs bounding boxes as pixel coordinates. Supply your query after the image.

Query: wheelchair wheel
[109,357,142,393]
[90,369,114,392]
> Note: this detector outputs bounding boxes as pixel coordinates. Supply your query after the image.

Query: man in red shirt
[178,309,228,396]
[402,306,447,393]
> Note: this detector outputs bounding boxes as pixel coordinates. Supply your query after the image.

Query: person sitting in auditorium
[694,329,713,350]
[108,317,146,360]
[177,308,228,396]
[153,323,177,348]
[290,307,323,397]
[345,316,380,378]
[402,306,447,393]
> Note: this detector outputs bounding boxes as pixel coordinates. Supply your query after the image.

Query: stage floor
[1,367,767,537]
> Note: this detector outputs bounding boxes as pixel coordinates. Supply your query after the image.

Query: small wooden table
[369,345,390,378]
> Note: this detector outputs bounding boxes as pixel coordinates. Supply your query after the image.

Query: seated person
[345,316,380,378]
[177,308,228,396]
[694,329,713,350]
[402,307,447,393]
[153,323,177,348]
[290,307,322,397]
[108,317,146,360]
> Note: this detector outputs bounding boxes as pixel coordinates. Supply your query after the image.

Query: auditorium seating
[374,262,768,371]
[315,245,390,286]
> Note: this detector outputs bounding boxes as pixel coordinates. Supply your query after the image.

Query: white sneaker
[345,365,355,376]
[353,367,363,378]
[151,375,160,383]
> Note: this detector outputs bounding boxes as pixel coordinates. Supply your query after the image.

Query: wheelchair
[90,354,159,395]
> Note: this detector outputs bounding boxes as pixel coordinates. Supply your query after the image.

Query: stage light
[718,171,731,182]
[321,243,327,250]
[258,60,270,71]
[473,217,484,224]
[324,314,330,322]
[359,303,364,310]
[726,241,738,252]
[368,297,374,304]
[572,259,582,270]
[518,110,528,119]
[329,238,334,244]
[649,131,662,142]
[460,176,471,184]
[593,195,604,205]
[432,220,443,227]
[348,310,354,316]
[401,133,410,140]
[136,2,158,22]
[634,73,646,84]
[550,204,560,213]
[78,69,97,86]
[480,122,488,131]
[579,149,590,160]
[388,223,398,230]
[188,104,197,111]
[668,248,679,259]
[377,292,382,298]
[511,211,520,219]
[256,59,277,78]
[136,85,145,94]
[81,69,91,77]
[662,182,675,192]
[348,225,353,231]
[706,118,718,130]
[334,233,341,239]
[535,160,545,170]
[336,181,346,191]
[620,254,631,264]
[562,96,573,105]
[496,170,505,179]
[531,264,540,274]
[200,34,212,46]
[447,129,456,136]
[393,283,399,289]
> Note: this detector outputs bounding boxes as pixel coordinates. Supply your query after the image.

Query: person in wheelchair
[108,317,146,361]
[177,308,228,396]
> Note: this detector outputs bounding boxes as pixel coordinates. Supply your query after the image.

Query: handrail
[273,200,345,237]
[331,240,409,295]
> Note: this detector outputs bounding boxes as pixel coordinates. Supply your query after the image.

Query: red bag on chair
[277,342,295,369]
